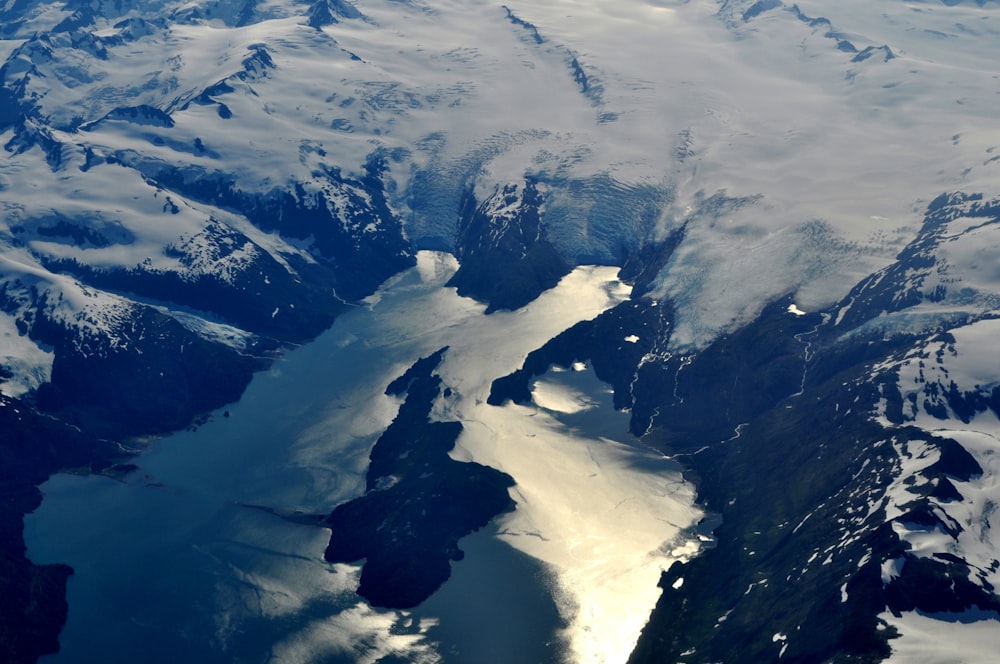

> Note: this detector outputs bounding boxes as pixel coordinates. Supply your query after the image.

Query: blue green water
[25,256,567,663]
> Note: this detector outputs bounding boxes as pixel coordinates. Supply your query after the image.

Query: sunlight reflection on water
[26,252,702,663]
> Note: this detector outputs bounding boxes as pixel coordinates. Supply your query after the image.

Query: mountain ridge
[2,0,1000,660]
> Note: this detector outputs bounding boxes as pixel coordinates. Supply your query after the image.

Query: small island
[324,347,516,608]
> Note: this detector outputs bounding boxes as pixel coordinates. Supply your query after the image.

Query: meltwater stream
[25,252,703,664]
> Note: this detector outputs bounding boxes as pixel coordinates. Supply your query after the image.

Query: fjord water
[25,252,701,663]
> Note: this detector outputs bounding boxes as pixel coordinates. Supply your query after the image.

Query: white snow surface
[7,0,1000,655]
[882,610,1000,664]
[876,316,1000,655]
[1,0,998,375]
[0,308,52,397]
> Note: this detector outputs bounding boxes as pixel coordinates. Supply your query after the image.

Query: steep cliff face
[447,180,571,313]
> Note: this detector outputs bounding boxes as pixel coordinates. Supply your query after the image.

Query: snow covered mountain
[2,0,1000,661]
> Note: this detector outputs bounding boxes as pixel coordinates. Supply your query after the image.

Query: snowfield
[873,317,1000,661]
[3,0,1000,378]
[6,0,1000,659]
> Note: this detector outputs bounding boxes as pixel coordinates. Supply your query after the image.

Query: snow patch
[787,304,806,316]
[0,310,53,397]
[883,610,1000,664]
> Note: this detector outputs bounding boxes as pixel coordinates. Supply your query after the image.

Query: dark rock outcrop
[447,180,570,313]
[325,348,516,608]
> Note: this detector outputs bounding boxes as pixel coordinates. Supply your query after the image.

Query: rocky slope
[2,0,1000,660]
[492,192,1000,662]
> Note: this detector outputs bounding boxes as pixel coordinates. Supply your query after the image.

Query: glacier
[4,0,1000,661]
[3,0,999,363]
